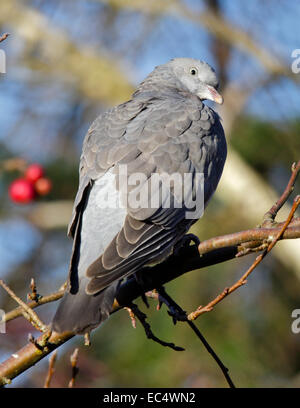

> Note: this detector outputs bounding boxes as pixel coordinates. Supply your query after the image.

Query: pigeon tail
[51,280,118,334]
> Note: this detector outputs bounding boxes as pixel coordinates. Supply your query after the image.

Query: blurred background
[0,0,300,388]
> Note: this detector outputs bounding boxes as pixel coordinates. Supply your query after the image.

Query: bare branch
[189,195,300,320]
[156,286,235,388]
[0,330,73,387]
[0,32,9,43]
[3,219,300,326]
[0,279,47,332]
[0,157,27,174]
[3,288,66,324]
[0,168,299,386]
[68,348,79,388]
[263,160,300,225]
[44,351,57,388]
[197,219,300,255]
[3,217,300,328]
[27,278,41,303]
[0,219,298,386]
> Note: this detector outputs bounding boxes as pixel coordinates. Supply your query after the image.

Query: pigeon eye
[190,68,198,76]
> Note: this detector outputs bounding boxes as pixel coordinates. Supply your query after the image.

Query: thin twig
[0,279,47,332]
[189,195,300,320]
[4,288,66,323]
[263,160,300,225]
[0,33,10,43]
[0,157,27,173]
[28,330,52,351]
[68,348,79,388]
[44,351,57,388]
[155,286,235,388]
[187,321,235,388]
[265,195,300,249]
[27,278,41,302]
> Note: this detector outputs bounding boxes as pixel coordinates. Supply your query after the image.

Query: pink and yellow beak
[205,85,224,105]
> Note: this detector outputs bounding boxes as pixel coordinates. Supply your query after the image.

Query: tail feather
[52,280,118,334]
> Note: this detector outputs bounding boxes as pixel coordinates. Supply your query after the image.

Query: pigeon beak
[205,85,224,105]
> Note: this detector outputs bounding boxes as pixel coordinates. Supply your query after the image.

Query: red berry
[34,177,52,196]
[9,178,35,204]
[25,163,44,183]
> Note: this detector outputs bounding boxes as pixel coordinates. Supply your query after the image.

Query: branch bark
[0,33,9,43]
[1,219,300,386]
[1,161,299,386]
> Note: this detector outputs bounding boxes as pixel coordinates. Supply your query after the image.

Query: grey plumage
[52,58,227,334]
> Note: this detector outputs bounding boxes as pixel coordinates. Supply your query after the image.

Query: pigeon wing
[71,94,225,295]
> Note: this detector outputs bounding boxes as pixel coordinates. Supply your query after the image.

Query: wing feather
[68,94,226,298]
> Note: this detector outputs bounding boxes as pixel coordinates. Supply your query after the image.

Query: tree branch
[0,32,9,43]
[68,348,79,388]
[43,351,57,388]
[0,280,47,332]
[1,218,299,386]
[189,196,300,320]
[3,288,66,324]
[155,285,235,388]
[1,161,300,386]
[263,161,300,224]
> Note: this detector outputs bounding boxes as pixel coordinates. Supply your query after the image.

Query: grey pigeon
[52,58,227,334]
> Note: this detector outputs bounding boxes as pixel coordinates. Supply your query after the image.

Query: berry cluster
[9,164,52,204]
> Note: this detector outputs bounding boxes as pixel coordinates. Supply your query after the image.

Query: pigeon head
[169,58,223,104]
[137,58,223,104]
